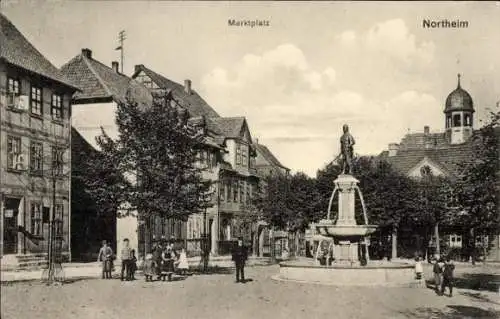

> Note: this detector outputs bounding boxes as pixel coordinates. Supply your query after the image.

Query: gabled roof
[206,117,247,139]
[132,64,219,118]
[0,13,79,91]
[61,50,151,106]
[254,143,289,170]
[382,142,474,177]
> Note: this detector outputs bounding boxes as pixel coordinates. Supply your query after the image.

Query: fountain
[275,125,414,286]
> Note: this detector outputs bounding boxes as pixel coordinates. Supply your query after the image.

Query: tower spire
[457,73,461,88]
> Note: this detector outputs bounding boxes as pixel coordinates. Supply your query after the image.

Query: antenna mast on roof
[115,30,126,73]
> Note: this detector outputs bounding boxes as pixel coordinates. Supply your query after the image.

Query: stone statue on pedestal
[340,124,355,175]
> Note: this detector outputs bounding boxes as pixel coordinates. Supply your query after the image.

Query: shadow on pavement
[459,291,500,305]
[454,273,500,292]
[190,266,234,275]
[399,306,500,319]
[425,273,500,293]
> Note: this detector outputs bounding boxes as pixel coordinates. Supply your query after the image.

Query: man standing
[120,238,132,281]
[232,238,248,283]
[441,257,455,297]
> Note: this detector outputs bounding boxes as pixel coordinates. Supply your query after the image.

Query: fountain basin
[315,224,377,237]
[275,258,415,287]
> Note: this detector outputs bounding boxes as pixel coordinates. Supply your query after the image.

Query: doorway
[3,198,21,254]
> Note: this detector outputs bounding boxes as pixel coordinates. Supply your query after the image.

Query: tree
[452,110,500,262]
[85,90,212,253]
[252,173,291,230]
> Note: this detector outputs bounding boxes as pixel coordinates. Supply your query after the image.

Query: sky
[2,1,499,176]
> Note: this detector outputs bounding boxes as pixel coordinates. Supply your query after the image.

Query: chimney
[134,64,143,74]
[388,143,399,157]
[81,48,92,59]
[184,79,192,95]
[111,61,119,73]
[424,126,430,135]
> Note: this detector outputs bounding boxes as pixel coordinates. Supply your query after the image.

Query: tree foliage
[84,91,211,221]
[453,110,500,235]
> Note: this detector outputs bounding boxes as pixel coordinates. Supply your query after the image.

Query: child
[97,240,114,279]
[129,249,137,280]
[177,248,189,275]
[143,254,156,282]
[415,256,423,280]
[441,257,455,297]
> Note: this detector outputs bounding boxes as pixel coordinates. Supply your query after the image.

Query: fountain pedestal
[316,174,377,263]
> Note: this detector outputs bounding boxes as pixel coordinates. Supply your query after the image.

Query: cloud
[200,20,441,176]
[338,30,356,46]
[338,19,435,65]
[365,19,435,64]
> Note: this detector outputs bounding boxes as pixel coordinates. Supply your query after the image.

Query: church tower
[444,74,474,144]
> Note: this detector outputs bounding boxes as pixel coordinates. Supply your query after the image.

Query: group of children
[414,255,455,297]
[142,243,189,282]
[98,240,189,281]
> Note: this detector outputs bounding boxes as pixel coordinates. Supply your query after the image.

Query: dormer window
[420,165,432,177]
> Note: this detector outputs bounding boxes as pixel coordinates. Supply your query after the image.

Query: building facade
[132,65,262,256]
[60,49,152,260]
[380,74,499,260]
[0,13,79,268]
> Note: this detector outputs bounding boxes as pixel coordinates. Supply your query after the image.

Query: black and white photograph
[0,1,499,318]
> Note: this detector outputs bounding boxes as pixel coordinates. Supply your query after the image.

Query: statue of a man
[340,124,355,174]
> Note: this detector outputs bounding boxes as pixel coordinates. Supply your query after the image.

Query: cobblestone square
[2,265,499,319]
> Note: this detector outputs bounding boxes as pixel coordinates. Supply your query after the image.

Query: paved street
[2,265,499,319]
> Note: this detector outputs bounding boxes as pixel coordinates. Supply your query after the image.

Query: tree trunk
[434,222,440,258]
[144,216,151,255]
[391,225,397,260]
[470,227,476,265]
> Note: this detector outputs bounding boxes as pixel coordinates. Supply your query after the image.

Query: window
[464,113,472,126]
[7,136,22,170]
[30,86,42,116]
[446,115,452,128]
[30,142,43,174]
[233,180,239,202]
[250,156,256,168]
[6,78,20,105]
[54,204,63,236]
[240,181,245,204]
[227,181,232,202]
[52,147,64,176]
[453,114,461,127]
[236,144,242,165]
[51,94,63,120]
[246,182,251,204]
[219,182,226,202]
[30,203,42,236]
[420,165,432,177]
[242,145,248,168]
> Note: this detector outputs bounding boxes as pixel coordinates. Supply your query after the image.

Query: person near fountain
[340,124,355,175]
[97,240,114,279]
[232,238,248,283]
[414,256,423,280]
[440,257,455,297]
[432,256,444,293]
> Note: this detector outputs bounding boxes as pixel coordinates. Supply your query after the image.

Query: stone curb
[270,274,416,288]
